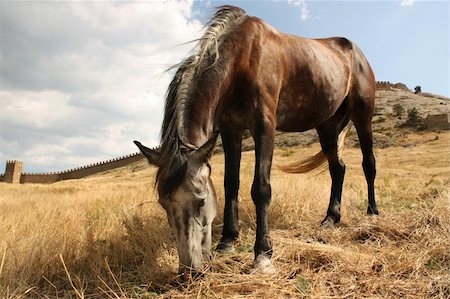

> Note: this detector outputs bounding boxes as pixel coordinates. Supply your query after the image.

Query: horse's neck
[177,49,233,148]
[178,91,219,149]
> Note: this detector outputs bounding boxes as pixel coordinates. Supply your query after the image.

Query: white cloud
[0,90,75,130]
[0,1,203,172]
[288,0,311,21]
[400,0,414,7]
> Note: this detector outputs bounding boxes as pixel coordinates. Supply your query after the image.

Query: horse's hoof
[367,207,379,216]
[252,254,276,274]
[216,242,235,253]
[321,217,336,228]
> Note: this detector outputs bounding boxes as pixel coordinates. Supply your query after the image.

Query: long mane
[156,6,247,199]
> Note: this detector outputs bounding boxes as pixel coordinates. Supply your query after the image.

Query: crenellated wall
[376,81,410,92]
[1,152,145,184]
[56,153,145,181]
[376,81,393,90]
[20,173,60,184]
[4,160,23,183]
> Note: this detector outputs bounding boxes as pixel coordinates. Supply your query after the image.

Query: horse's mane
[156,6,247,199]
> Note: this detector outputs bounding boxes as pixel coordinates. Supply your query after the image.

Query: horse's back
[220,16,374,132]
[274,35,358,131]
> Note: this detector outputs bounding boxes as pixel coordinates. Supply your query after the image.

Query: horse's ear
[134,140,160,166]
[193,131,219,163]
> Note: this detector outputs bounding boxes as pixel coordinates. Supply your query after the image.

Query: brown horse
[135,6,378,275]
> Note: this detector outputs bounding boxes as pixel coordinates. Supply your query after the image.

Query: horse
[134,5,378,275]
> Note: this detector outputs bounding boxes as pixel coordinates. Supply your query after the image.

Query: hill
[223,84,450,152]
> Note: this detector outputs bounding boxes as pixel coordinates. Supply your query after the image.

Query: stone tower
[4,160,23,183]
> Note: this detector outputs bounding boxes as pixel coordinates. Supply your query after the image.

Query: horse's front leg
[251,117,276,273]
[216,125,243,253]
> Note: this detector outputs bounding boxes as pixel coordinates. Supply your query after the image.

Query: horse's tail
[280,119,352,174]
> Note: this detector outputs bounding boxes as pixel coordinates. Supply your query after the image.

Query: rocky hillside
[223,83,450,152]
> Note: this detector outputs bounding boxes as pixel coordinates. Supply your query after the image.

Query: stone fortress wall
[376,81,410,91]
[0,153,145,184]
[3,160,23,183]
[425,113,450,130]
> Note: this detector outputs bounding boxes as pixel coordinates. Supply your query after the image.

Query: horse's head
[134,135,218,276]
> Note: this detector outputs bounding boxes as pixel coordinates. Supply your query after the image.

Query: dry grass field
[1,130,449,298]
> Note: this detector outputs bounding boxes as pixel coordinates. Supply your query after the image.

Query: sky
[0,0,448,173]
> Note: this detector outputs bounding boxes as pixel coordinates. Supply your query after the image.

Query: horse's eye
[198,199,206,208]
[194,199,206,217]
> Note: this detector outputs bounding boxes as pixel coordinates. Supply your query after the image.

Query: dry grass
[1,131,449,298]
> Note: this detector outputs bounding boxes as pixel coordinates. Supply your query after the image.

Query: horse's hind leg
[354,121,379,215]
[348,96,379,216]
[317,110,349,226]
[216,124,243,253]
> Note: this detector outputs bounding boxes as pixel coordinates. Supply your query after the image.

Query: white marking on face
[162,162,217,274]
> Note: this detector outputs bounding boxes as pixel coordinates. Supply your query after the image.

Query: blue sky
[0,0,448,173]
[194,0,449,96]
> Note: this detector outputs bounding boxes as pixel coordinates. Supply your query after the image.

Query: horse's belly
[276,111,326,132]
[275,96,341,132]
